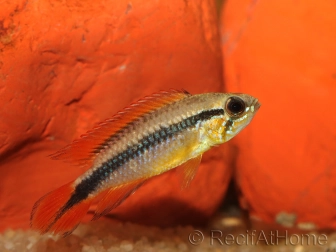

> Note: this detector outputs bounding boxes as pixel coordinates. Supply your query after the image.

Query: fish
[30,89,260,236]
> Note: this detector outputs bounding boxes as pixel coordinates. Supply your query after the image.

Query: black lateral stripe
[55,108,224,219]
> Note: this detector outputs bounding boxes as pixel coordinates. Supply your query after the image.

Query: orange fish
[30,90,260,236]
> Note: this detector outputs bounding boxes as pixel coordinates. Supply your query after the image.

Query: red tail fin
[30,181,92,236]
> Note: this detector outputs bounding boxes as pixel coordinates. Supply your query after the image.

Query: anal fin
[176,154,202,188]
[92,179,146,220]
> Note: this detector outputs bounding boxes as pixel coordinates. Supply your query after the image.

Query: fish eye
[225,97,246,116]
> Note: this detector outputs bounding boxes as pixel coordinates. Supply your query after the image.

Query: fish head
[203,93,260,146]
[221,93,260,142]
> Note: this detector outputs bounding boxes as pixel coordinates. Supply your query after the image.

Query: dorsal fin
[50,89,190,167]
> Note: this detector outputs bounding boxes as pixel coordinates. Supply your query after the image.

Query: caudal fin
[30,181,92,236]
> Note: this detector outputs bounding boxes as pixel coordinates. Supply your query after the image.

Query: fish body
[31,90,260,236]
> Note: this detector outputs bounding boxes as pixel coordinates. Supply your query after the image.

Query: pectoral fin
[176,154,202,188]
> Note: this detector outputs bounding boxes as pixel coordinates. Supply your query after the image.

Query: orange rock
[0,0,228,231]
[221,0,336,230]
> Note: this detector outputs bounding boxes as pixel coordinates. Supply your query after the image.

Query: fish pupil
[226,97,245,116]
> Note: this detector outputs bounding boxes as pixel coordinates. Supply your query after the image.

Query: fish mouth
[252,99,261,112]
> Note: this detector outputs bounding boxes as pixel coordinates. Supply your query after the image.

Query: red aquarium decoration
[0,0,227,231]
[221,0,336,230]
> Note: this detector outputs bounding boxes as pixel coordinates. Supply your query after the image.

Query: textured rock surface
[0,0,229,231]
[221,0,336,230]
